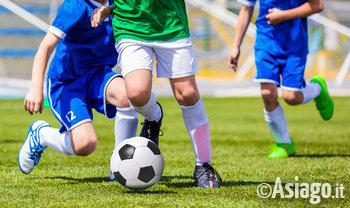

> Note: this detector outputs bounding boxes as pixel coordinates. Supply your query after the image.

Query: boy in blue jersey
[228,0,334,158]
[18,0,139,175]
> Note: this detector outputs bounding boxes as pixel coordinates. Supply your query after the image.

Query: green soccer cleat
[310,76,334,120]
[268,141,296,159]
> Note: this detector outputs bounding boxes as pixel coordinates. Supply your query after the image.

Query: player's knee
[283,94,301,105]
[175,87,199,106]
[261,89,277,100]
[112,90,130,108]
[127,87,151,107]
[74,135,98,156]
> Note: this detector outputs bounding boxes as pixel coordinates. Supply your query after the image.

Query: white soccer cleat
[18,120,50,174]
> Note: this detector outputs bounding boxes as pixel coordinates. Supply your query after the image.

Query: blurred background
[0,0,349,98]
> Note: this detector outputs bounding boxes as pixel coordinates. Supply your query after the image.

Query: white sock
[114,107,138,147]
[130,92,162,122]
[302,82,321,104]
[40,127,75,155]
[180,99,212,166]
[264,104,291,144]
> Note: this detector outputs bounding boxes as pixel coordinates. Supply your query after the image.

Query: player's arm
[227,5,254,71]
[91,5,114,28]
[24,32,60,115]
[266,0,324,25]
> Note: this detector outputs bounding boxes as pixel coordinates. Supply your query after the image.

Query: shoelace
[193,163,222,186]
[140,121,164,138]
[27,122,47,166]
[29,146,46,166]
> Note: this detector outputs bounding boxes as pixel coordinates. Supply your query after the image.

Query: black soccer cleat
[140,102,163,145]
[193,163,222,189]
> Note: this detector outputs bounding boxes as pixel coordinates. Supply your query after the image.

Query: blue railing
[0,5,48,57]
[0,5,50,14]
[0,49,37,58]
[0,28,45,36]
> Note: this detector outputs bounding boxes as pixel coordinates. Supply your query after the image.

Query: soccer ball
[110,137,164,190]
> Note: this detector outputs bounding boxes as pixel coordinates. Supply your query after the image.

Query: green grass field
[1,97,349,207]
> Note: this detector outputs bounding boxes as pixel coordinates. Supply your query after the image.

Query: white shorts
[115,37,199,78]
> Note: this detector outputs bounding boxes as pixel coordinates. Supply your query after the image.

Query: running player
[228,0,333,158]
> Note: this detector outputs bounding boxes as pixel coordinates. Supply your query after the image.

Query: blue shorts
[254,49,306,91]
[47,66,121,133]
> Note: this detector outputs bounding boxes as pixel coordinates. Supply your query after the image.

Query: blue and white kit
[47,0,120,132]
[238,0,309,90]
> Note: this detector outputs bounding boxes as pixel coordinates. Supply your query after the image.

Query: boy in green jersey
[91,1,221,188]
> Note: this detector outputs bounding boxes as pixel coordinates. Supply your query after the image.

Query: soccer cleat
[310,75,334,120]
[267,141,296,159]
[109,170,116,182]
[18,120,50,174]
[140,102,163,145]
[193,163,222,189]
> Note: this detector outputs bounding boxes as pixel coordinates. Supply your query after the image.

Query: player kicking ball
[18,0,139,177]
[91,1,221,188]
[228,0,334,158]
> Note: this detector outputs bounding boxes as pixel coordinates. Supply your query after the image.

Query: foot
[140,102,163,145]
[268,141,296,159]
[310,75,334,120]
[109,170,116,182]
[193,163,222,188]
[18,120,50,174]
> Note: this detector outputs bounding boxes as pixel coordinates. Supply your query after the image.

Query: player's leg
[281,55,333,120]
[116,41,163,145]
[261,83,295,158]
[254,49,295,158]
[169,75,221,188]
[18,75,98,174]
[104,75,138,147]
[69,122,98,155]
[18,119,96,174]
[261,83,291,145]
[154,37,220,188]
[124,70,163,145]
[281,90,303,105]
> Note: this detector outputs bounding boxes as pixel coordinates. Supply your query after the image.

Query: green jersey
[112,0,190,42]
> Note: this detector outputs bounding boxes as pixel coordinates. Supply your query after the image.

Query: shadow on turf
[122,190,177,194]
[159,175,194,188]
[0,139,22,143]
[160,175,286,188]
[293,154,350,158]
[220,180,283,187]
[45,175,288,189]
[44,176,109,183]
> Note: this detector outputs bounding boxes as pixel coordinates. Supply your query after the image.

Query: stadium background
[0,0,349,98]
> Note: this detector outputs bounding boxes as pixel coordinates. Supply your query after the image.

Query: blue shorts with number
[254,49,306,91]
[47,66,121,133]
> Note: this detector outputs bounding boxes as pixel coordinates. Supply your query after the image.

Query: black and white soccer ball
[110,136,164,190]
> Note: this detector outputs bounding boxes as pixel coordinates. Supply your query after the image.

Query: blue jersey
[48,0,117,81]
[238,0,309,56]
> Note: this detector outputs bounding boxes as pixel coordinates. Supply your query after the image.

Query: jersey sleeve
[237,0,256,7]
[48,0,86,39]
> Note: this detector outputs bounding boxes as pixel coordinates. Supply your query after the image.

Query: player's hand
[227,47,240,72]
[91,6,112,28]
[266,8,286,25]
[24,87,44,115]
